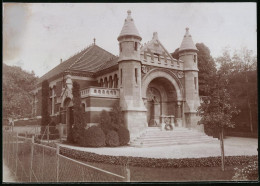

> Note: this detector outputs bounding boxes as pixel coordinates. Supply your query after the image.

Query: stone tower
[117,10,147,140]
[178,28,202,131]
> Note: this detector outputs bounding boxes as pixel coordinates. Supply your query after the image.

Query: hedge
[59,147,257,168]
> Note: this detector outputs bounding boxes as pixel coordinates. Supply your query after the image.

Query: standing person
[8,118,14,131]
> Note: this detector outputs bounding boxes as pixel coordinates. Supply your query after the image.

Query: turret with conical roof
[179,28,200,127]
[118,10,142,62]
[117,10,142,41]
[179,28,198,52]
[117,10,147,141]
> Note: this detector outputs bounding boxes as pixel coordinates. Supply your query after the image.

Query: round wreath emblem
[165,124,173,131]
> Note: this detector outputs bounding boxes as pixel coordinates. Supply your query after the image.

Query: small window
[135,68,138,84]
[193,55,196,63]
[194,77,197,91]
[134,42,138,51]
[120,69,123,85]
[120,43,122,52]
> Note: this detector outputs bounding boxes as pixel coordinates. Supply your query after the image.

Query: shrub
[82,126,106,147]
[232,160,258,180]
[116,126,130,146]
[105,130,120,147]
[72,81,85,144]
[99,110,112,134]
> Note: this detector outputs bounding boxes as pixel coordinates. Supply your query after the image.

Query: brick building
[31,10,202,141]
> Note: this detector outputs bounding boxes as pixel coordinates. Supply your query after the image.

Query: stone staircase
[131,127,218,147]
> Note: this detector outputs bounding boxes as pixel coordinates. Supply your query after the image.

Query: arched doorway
[146,87,161,126]
[142,69,184,128]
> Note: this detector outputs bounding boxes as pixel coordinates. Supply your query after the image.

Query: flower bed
[59,147,257,168]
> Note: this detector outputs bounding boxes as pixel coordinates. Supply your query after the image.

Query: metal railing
[3,131,129,183]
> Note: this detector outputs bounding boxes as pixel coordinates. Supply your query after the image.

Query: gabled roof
[37,44,115,85]
[118,10,141,41]
[140,32,178,62]
[179,28,198,52]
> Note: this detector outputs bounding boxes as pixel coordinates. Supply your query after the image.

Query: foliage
[197,71,240,133]
[72,81,85,144]
[232,161,258,180]
[60,147,257,168]
[171,48,179,60]
[99,110,112,134]
[41,80,51,130]
[215,47,257,132]
[99,101,125,132]
[116,126,130,146]
[3,64,38,119]
[82,126,106,147]
[110,101,125,128]
[105,130,120,147]
[196,43,217,96]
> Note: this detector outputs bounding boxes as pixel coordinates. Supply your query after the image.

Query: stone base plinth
[184,112,204,133]
[124,110,147,142]
[176,118,182,127]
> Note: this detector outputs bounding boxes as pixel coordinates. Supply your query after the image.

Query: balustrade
[80,87,120,98]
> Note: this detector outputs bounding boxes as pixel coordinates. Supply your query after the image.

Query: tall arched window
[114,74,118,88]
[109,76,113,88]
[100,78,104,87]
[104,77,108,88]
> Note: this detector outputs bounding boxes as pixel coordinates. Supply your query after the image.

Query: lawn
[84,161,245,182]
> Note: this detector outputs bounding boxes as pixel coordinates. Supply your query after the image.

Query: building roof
[117,10,142,41]
[37,44,116,85]
[179,28,198,52]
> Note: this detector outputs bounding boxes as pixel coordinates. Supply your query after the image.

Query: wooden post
[7,133,10,165]
[42,146,45,182]
[56,144,60,182]
[30,136,35,182]
[125,164,130,182]
[15,132,18,177]
[220,128,225,171]
[47,125,49,143]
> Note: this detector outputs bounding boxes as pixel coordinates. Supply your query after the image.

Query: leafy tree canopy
[3,64,38,119]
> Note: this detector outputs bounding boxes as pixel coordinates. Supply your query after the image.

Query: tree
[3,64,38,119]
[197,66,240,171]
[215,47,257,133]
[41,80,51,134]
[72,81,85,144]
[196,43,217,96]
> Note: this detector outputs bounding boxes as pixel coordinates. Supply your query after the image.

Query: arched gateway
[142,69,184,128]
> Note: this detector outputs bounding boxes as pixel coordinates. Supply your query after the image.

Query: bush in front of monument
[105,130,120,147]
[82,126,106,147]
[116,126,130,146]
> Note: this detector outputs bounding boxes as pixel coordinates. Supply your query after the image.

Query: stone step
[131,127,217,147]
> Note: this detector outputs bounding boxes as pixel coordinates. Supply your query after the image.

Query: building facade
[32,10,202,141]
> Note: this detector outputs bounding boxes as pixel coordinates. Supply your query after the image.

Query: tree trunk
[220,128,225,171]
[245,71,253,132]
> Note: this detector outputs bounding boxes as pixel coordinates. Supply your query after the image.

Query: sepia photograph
[3,2,258,183]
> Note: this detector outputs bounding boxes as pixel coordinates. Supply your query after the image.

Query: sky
[3,3,257,77]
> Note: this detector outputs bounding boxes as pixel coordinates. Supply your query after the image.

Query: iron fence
[3,131,128,183]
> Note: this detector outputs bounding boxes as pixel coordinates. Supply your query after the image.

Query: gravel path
[59,137,258,159]
[3,162,16,183]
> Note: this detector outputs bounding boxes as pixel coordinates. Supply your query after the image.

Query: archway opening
[145,77,180,127]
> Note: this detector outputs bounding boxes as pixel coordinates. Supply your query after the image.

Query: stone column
[176,101,182,127]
